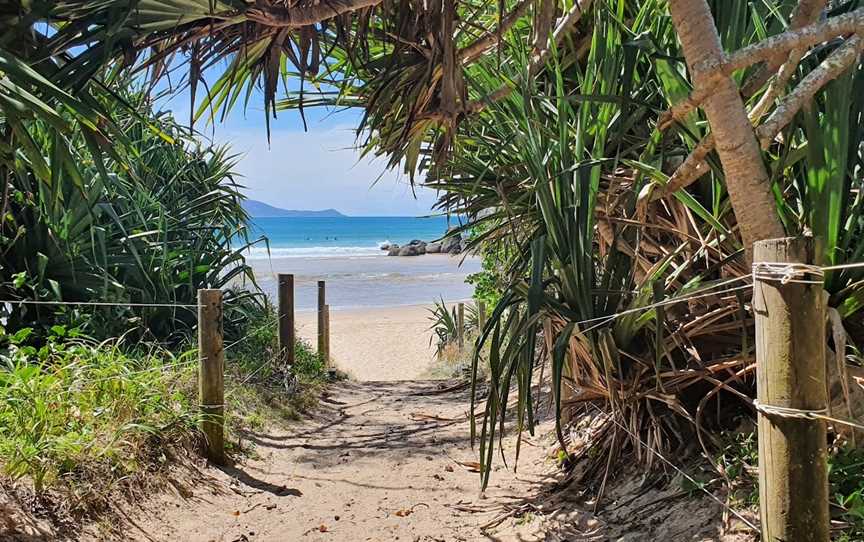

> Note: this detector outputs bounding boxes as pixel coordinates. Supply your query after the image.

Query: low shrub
[223,305,329,433]
[717,427,864,540]
[0,328,199,504]
[0,309,330,512]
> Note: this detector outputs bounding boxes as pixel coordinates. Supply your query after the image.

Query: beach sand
[296,304,442,381]
[248,253,477,380]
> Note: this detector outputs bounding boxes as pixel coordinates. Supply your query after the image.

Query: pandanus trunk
[668,0,786,261]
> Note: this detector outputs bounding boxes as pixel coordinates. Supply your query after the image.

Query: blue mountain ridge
[242,199,347,218]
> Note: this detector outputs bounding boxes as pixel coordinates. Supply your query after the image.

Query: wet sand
[247,254,480,310]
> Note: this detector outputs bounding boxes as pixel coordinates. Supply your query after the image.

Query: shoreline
[247,252,481,311]
[293,299,473,313]
[246,251,479,379]
[245,251,476,266]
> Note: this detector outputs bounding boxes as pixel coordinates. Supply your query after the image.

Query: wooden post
[322,304,331,363]
[317,280,326,358]
[754,237,829,542]
[278,273,295,365]
[457,302,465,348]
[198,289,225,465]
[478,300,486,332]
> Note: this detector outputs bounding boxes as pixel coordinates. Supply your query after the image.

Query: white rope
[50,359,200,395]
[753,399,829,420]
[750,260,864,285]
[752,262,824,285]
[815,413,864,432]
[591,404,760,532]
[822,261,864,273]
[84,359,199,383]
[0,299,201,309]
[228,358,273,390]
[754,400,864,431]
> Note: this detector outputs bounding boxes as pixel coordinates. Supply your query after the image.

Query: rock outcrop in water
[440,235,461,254]
[398,244,424,256]
[386,232,463,256]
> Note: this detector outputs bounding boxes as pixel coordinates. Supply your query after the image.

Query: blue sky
[157,84,438,217]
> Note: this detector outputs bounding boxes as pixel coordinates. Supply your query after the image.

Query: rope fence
[754,400,864,432]
[4,251,863,532]
[0,299,201,308]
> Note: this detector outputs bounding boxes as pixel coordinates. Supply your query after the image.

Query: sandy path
[296,305,440,381]
[124,380,569,542]
[20,378,745,542]
[86,306,744,542]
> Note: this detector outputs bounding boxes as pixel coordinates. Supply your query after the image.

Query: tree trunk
[668,0,786,262]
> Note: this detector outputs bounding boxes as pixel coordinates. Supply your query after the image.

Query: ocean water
[242,216,480,309]
[245,216,454,259]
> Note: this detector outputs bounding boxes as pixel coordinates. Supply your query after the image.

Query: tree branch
[656,0,834,200]
[698,7,864,77]
[652,134,715,201]
[667,0,787,259]
[458,0,532,64]
[756,35,863,149]
[660,0,830,132]
[753,0,830,81]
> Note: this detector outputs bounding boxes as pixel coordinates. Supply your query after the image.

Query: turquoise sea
[243,216,480,309]
[246,216,453,259]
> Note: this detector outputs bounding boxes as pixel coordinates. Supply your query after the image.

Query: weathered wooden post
[754,237,829,541]
[278,273,295,365]
[323,304,331,363]
[198,289,225,465]
[317,280,326,358]
[457,302,465,348]
[477,300,486,332]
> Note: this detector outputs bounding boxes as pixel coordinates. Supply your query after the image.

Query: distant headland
[242,199,347,218]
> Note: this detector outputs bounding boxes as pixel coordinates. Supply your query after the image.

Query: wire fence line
[222,317,282,392]
[6,260,863,417]
[0,299,202,309]
[755,399,864,432]
[2,315,285,392]
[550,260,864,336]
[222,316,281,353]
[42,359,202,399]
[84,359,201,383]
[1,260,860,340]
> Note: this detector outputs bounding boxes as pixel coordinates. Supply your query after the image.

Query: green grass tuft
[0,334,199,502]
[718,427,864,540]
[0,305,330,515]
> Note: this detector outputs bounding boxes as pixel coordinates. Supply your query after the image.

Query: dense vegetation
[0,33,327,514]
[284,0,864,526]
[1,90,265,343]
[295,0,864,484]
[0,313,325,513]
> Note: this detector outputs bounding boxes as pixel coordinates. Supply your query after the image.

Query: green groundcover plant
[0,306,328,512]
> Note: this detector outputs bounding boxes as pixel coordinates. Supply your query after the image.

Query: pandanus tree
[3,1,861,252]
[270,0,864,481]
